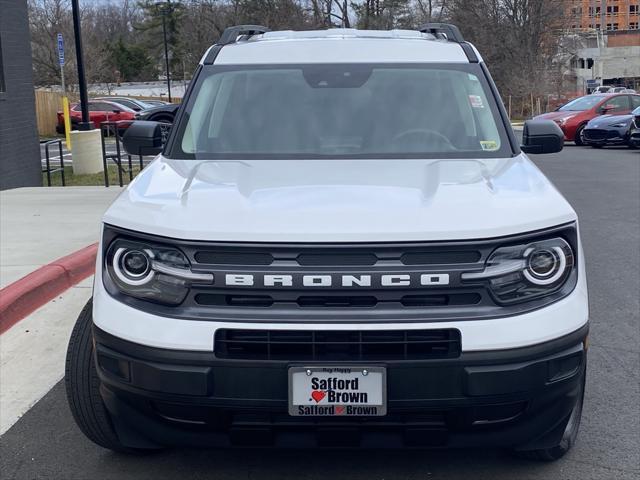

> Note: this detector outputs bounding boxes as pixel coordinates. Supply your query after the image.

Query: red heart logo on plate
[335,406,345,415]
[311,390,326,403]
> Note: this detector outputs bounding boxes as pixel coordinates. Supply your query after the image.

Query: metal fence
[42,139,66,186]
[100,121,145,187]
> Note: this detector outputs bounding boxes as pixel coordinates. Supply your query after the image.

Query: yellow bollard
[62,96,72,150]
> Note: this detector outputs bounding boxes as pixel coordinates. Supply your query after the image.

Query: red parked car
[56,100,136,135]
[534,93,640,145]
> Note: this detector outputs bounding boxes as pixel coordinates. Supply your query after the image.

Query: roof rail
[418,23,478,63]
[218,25,270,45]
[418,23,464,43]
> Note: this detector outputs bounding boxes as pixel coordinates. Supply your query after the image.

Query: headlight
[462,237,574,305]
[609,122,630,128]
[105,239,213,305]
[555,115,573,126]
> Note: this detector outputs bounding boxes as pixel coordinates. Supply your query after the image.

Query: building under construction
[566,0,639,31]
[562,1,640,93]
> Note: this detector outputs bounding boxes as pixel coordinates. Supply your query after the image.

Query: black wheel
[574,125,586,146]
[65,299,134,453]
[514,373,585,461]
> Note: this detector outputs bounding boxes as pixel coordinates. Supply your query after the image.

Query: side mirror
[600,105,615,113]
[521,120,564,155]
[122,121,165,156]
[112,109,122,114]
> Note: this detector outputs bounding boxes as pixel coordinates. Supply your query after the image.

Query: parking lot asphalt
[1,145,639,480]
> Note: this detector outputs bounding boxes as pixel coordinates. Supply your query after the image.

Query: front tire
[65,299,133,453]
[574,125,586,146]
[514,372,585,461]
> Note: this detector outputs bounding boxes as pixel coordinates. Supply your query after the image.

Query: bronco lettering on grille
[224,273,450,287]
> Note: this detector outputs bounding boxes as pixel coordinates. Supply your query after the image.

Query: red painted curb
[0,243,98,335]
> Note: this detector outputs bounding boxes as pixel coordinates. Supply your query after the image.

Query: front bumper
[583,128,629,145]
[93,323,588,450]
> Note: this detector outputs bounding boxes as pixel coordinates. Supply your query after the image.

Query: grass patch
[43,166,143,187]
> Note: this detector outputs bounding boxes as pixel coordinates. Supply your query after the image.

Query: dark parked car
[141,99,171,107]
[629,106,640,148]
[93,97,154,112]
[135,103,179,123]
[583,113,636,148]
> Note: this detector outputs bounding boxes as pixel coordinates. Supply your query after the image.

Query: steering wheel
[391,128,455,151]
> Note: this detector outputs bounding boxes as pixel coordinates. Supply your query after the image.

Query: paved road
[1,145,639,480]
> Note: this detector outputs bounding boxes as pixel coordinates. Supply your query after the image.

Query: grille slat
[215,329,461,361]
[194,292,482,308]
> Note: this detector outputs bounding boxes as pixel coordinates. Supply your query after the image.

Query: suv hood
[103,155,576,242]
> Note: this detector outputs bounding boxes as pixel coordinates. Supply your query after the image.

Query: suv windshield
[559,96,603,112]
[170,63,511,159]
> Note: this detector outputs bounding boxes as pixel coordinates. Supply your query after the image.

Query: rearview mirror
[520,120,564,155]
[122,121,165,156]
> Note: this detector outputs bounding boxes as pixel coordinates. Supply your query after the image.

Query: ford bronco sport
[65,24,588,461]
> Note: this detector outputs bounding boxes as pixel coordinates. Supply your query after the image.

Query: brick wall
[0,0,41,190]
[607,30,640,46]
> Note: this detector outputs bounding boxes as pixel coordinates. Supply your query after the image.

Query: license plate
[288,366,386,416]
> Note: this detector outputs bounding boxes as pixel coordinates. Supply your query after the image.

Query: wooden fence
[34,90,76,137]
[34,89,181,138]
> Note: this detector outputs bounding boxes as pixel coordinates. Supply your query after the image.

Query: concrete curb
[0,243,98,335]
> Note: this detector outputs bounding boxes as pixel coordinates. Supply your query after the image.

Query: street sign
[57,33,64,66]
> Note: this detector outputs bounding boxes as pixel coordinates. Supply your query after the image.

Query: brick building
[566,0,640,31]
[0,0,41,190]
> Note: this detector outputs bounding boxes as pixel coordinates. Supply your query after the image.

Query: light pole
[70,0,91,130]
[156,1,173,102]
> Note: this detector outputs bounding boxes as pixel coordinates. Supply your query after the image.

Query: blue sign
[57,34,64,66]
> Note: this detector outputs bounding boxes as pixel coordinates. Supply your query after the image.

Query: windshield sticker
[480,140,499,151]
[469,95,485,108]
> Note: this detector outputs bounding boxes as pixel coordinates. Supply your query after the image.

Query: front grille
[214,328,461,361]
[584,129,610,140]
[183,241,493,315]
[102,223,579,322]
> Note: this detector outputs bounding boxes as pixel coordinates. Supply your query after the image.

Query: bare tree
[411,0,447,24]
[28,0,145,87]
[445,0,568,100]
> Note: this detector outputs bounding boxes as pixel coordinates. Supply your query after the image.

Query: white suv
[65,25,588,461]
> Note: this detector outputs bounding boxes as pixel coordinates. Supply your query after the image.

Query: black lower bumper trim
[93,324,588,449]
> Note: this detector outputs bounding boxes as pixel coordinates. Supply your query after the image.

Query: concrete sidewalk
[1,280,93,434]
[0,187,122,288]
[0,186,122,433]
